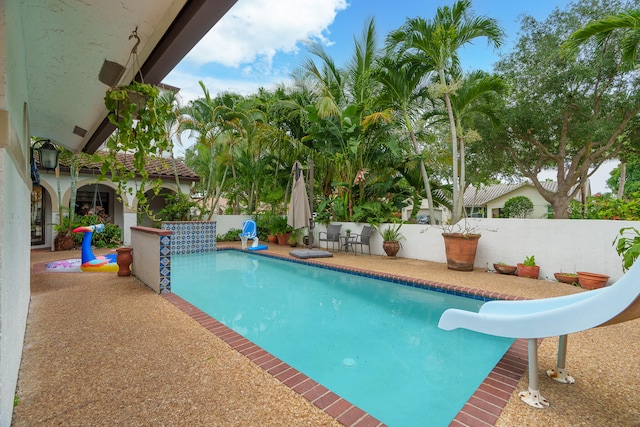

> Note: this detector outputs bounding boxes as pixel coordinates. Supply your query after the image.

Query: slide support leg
[519,338,549,408]
[547,334,575,384]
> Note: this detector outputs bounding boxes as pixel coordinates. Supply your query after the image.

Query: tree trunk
[551,197,571,219]
[440,69,461,223]
[408,127,435,224]
[618,161,626,199]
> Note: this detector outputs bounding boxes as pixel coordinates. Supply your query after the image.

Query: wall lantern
[36,140,60,170]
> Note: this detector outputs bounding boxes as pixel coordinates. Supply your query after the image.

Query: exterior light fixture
[36,140,60,170]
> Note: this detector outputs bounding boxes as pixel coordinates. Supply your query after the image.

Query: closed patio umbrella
[287,161,312,232]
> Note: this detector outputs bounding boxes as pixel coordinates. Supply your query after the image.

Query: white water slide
[438,260,640,408]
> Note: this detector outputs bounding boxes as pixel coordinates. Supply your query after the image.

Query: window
[31,186,45,245]
[465,206,486,218]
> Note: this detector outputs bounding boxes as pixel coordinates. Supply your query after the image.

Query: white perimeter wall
[214,215,639,283]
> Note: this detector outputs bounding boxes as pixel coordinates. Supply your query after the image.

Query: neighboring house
[1,2,237,425]
[31,152,200,249]
[464,181,589,219]
[402,181,590,221]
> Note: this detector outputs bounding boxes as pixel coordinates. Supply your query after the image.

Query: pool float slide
[239,219,268,251]
[439,259,640,408]
[72,224,118,272]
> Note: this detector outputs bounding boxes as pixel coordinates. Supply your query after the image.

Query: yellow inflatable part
[80,263,119,273]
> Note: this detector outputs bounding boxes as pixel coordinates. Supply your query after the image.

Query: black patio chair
[352,225,373,255]
[318,224,342,251]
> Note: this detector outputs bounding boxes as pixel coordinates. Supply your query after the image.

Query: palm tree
[388,0,503,223]
[427,70,507,213]
[373,54,438,224]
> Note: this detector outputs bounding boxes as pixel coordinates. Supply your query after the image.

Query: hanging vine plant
[100,80,174,216]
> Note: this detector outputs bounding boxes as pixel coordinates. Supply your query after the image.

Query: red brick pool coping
[163,251,530,427]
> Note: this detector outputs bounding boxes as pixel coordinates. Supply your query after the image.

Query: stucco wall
[35,174,192,248]
[214,215,636,283]
[130,227,165,293]
[0,1,32,425]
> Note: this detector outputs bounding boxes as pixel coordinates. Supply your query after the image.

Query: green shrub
[503,196,534,218]
[156,192,198,221]
[72,215,122,248]
[570,192,640,220]
[217,228,243,241]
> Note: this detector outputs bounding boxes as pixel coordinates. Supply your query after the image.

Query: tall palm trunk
[408,123,436,224]
[440,69,462,223]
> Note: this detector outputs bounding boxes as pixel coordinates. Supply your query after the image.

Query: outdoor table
[340,234,357,255]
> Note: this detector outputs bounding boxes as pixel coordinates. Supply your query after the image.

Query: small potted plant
[288,230,299,247]
[576,271,609,289]
[517,255,540,279]
[374,223,404,258]
[494,262,517,275]
[554,272,579,285]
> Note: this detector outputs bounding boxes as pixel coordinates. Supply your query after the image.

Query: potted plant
[554,272,579,285]
[258,213,278,244]
[517,255,540,279]
[288,230,299,247]
[270,216,292,245]
[494,262,517,275]
[577,271,609,289]
[374,223,404,258]
[442,223,481,271]
[53,216,76,251]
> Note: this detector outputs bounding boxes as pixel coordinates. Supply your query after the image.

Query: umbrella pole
[308,159,314,249]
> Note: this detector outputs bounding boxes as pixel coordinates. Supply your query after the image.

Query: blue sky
[165,0,575,101]
[164,0,616,192]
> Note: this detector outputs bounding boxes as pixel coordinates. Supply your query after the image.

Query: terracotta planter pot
[116,247,133,277]
[442,233,481,271]
[54,235,75,251]
[267,235,278,244]
[554,273,579,285]
[276,233,291,246]
[382,240,401,257]
[494,263,517,275]
[517,264,540,279]
[577,271,609,290]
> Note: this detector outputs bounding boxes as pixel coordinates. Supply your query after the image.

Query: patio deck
[12,244,640,426]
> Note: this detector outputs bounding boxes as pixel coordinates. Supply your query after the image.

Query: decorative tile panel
[161,221,216,255]
[159,221,217,293]
[159,231,171,294]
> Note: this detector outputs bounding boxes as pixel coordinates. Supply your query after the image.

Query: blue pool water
[171,250,513,427]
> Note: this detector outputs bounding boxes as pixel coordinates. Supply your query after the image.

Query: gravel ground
[12,245,640,426]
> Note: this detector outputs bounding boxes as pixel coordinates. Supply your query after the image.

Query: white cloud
[166,70,294,104]
[184,0,348,69]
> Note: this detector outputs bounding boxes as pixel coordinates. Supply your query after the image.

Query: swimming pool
[171,250,514,427]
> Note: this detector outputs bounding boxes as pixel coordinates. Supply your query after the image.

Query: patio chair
[318,224,342,251]
[352,225,373,255]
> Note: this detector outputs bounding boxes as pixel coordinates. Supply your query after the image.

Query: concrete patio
[12,245,640,426]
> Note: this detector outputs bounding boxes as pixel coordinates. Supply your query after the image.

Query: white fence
[213,215,639,283]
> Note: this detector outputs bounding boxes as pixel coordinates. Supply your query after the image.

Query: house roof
[463,181,585,206]
[38,151,200,183]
